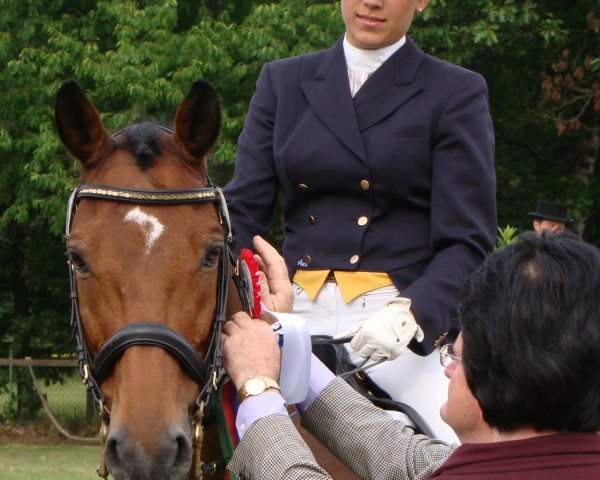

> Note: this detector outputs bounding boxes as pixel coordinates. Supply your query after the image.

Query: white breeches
[293,281,459,444]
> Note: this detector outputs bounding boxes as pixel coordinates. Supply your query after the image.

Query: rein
[309,335,385,378]
[65,182,248,479]
[310,335,435,438]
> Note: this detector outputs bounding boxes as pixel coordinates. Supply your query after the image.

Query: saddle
[311,335,435,438]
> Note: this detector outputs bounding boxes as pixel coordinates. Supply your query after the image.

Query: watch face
[245,377,267,395]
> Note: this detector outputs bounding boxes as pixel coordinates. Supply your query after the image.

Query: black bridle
[66,182,250,410]
[65,180,252,478]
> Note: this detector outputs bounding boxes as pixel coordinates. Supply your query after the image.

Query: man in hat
[529,200,572,234]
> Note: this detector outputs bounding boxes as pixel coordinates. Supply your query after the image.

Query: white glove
[346,298,424,361]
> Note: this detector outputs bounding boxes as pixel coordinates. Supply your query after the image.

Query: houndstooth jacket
[227,378,455,479]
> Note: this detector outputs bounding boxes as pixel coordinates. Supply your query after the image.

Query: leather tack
[434,332,449,347]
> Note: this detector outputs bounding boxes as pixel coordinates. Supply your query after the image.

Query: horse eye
[68,250,89,274]
[203,244,223,268]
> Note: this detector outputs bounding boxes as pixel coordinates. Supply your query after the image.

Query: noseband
[65,181,250,478]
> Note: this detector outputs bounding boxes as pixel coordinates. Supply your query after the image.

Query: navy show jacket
[224,36,497,355]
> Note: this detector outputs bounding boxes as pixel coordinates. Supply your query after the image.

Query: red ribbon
[240,248,261,318]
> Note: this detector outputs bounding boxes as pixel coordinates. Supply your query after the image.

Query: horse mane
[117,123,170,170]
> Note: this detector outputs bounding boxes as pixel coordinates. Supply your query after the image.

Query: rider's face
[341,0,429,50]
[440,335,487,443]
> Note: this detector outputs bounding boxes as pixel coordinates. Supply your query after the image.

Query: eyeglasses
[440,343,461,367]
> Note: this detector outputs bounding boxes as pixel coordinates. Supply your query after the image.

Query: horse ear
[173,80,221,164]
[55,80,111,167]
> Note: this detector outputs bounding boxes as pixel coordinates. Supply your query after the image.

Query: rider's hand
[346,298,424,361]
[253,235,293,314]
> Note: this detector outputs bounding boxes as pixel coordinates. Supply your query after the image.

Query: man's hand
[253,235,293,314]
[222,312,282,390]
[345,298,424,361]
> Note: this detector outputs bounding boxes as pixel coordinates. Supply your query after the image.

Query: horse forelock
[117,123,169,171]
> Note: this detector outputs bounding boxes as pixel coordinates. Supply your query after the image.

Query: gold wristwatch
[236,376,280,404]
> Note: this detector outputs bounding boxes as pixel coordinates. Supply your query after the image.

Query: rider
[224,0,496,442]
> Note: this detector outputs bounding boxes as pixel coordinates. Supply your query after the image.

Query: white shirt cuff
[235,391,288,439]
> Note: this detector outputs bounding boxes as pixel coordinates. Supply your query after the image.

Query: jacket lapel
[353,37,424,132]
[301,39,367,162]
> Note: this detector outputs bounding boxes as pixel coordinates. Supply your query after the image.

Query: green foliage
[412,0,565,64]
[1,384,18,423]
[496,225,519,248]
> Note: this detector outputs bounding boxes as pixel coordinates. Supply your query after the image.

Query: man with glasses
[223,233,600,479]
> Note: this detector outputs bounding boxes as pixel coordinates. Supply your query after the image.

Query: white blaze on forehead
[124,207,165,254]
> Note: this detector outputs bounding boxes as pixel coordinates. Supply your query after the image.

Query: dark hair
[459,232,600,432]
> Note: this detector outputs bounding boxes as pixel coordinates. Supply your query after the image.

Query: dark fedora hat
[529,200,572,223]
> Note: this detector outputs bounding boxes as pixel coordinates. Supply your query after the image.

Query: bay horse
[56,80,247,480]
[56,80,363,480]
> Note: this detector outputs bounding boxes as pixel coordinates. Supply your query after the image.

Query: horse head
[56,80,239,479]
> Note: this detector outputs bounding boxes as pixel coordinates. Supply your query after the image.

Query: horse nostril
[171,429,193,476]
[105,430,118,460]
[103,426,192,479]
[104,429,131,480]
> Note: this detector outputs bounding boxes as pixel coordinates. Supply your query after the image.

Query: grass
[0,441,101,480]
[1,369,102,478]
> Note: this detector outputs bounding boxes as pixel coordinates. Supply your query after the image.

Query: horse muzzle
[104,422,193,480]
